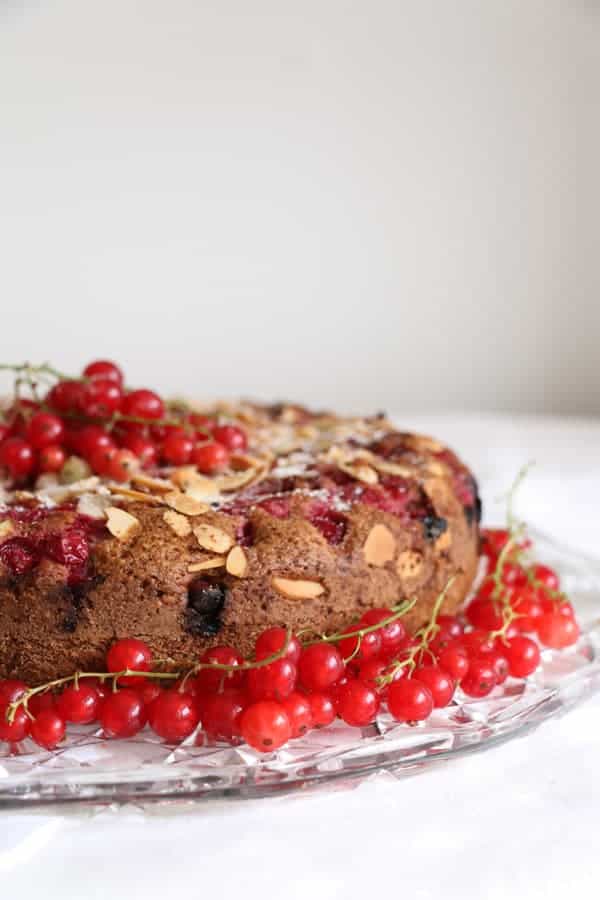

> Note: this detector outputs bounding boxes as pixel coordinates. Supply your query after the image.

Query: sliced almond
[0,520,15,540]
[193,523,234,554]
[76,492,111,520]
[188,556,226,572]
[215,469,258,492]
[366,456,417,479]
[272,576,325,600]
[396,549,424,579]
[131,473,175,494]
[339,460,379,485]
[163,509,192,537]
[363,524,396,566]
[106,506,141,541]
[226,545,248,577]
[107,485,161,504]
[435,529,452,551]
[164,491,210,517]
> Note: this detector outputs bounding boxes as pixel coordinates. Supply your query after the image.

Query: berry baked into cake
[0,361,481,684]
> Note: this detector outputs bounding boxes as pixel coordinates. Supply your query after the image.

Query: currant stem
[303,598,416,648]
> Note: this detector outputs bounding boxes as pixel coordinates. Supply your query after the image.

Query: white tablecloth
[4,413,600,900]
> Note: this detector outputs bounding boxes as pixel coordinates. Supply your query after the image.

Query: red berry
[192,442,230,474]
[500,562,527,588]
[387,679,434,722]
[357,658,388,692]
[89,444,117,476]
[481,648,509,685]
[39,444,66,473]
[0,702,31,742]
[122,389,165,421]
[338,628,382,663]
[161,432,194,466]
[460,629,496,658]
[307,693,336,728]
[336,679,380,726]
[461,658,497,698]
[0,537,38,575]
[119,432,158,468]
[281,691,313,737]
[413,665,455,708]
[26,412,65,450]
[187,414,216,438]
[481,528,510,560]
[358,608,406,656]
[537,613,579,649]
[247,659,297,702]
[83,360,124,386]
[437,643,470,682]
[240,700,291,752]
[202,688,247,742]
[0,680,28,704]
[465,595,504,631]
[106,448,138,482]
[298,644,345,693]
[196,646,244,692]
[139,682,163,710]
[211,425,247,452]
[101,689,147,738]
[254,627,301,665]
[81,378,122,418]
[28,692,56,717]
[30,710,66,750]
[531,564,560,592]
[511,586,544,632]
[46,380,84,414]
[148,690,200,743]
[0,437,35,479]
[429,614,464,653]
[539,594,575,619]
[76,425,114,460]
[86,678,110,705]
[501,636,541,678]
[107,638,153,687]
[55,684,101,724]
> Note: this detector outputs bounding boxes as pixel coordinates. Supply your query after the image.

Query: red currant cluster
[0,529,582,754]
[0,360,247,484]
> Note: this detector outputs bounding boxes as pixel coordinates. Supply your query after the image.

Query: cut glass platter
[1,529,599,809]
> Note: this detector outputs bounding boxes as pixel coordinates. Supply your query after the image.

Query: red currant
[338,628,382,663]
[119,433,158,468]
[460,629,496,657]
[480,647,509,685]
[413,665,455,708]
[28,692,56,717]
[359,608,406,656]
[39,444,66,474]
[78,425,115,460]
[0,437,35,479]
[336,679,380,726]
[246,659,297,702]
[240,700,291,752]
[83,359,124,386]
[254,627,301,665]
[465,595,504,631]
[89,444,117,476]
[196,646,245,692]
[148,690,200,743]
[187,414,216,438]
[298,644,345,692]
[511,586,544,632]
[357,658,388,691]
[500,562,527,588]
[81,378,122,418]
[437,643,470,682]
[0,680,28,704]
[30,710,66,750]
[106,448,138,482]
[387,679,434,722]
[139,682,163,710]
[211,425,247,452]
[26,412,65,449]
[107,638,153,686]
[0,702,31,742]
[161,432,194,466]
[192,442,230,474]
[429,615,464,653]
[101,689,147,738]
[201,688,247,742]
[461,658,497,698]
[55,684,101,724]
[481,528,510,560]
[537,613,580,649]
[122,389,165,421]
[531,563,560,591]
[46,380,84,414]
[281,691,313,737]
[307,692,336,728]
[501,636,541,677]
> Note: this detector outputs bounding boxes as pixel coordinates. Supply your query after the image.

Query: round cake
[0,371,481,685]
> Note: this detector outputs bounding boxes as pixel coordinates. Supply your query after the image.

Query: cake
[0,362,481,685]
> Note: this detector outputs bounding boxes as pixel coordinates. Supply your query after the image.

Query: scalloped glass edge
[0,528,599,809]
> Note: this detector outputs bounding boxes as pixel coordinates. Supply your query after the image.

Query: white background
[0,0,598,415]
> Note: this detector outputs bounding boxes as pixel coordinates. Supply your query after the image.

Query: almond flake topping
[163,509,192,537]
[106,506,141,541]
[188,557,226,572]
[164,491,210,517]
[363,524,396,566]
[396,549,424,579]
[107,486,161,504]
[271,576,325,600]
[193,523,234,554]
[131,473,175,494]
[226,545,248,578]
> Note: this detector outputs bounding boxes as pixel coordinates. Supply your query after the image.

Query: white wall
[0,0,597,415]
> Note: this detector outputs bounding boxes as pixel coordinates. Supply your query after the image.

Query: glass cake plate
[1,530,599,809]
